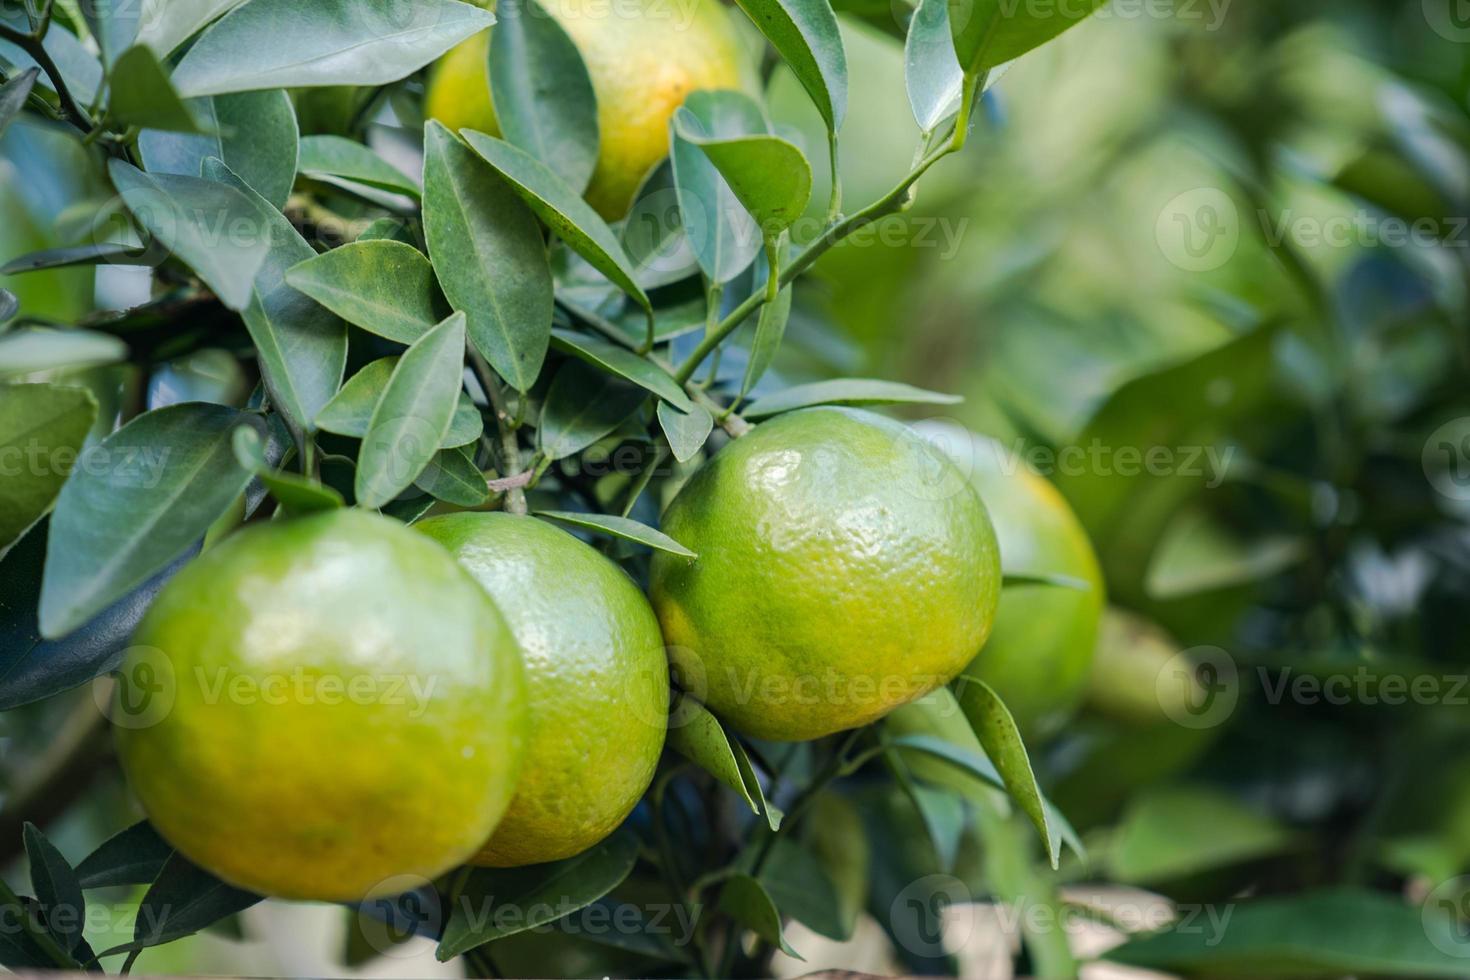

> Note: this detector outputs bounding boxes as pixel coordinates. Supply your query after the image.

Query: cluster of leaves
[0,0,1121,974]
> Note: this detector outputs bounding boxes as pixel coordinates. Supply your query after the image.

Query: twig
[0,20,94,134]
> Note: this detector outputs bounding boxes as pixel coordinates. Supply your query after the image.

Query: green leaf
[0,330,127,380]
[107,45,203,133]
[0,13,102,104]
[671,111,812,238]
[297,135,421,199]
[905,0,963,133]
[759,839,848,941]
[730,0,845,134]
[203,158,347,437]
[550,329,692,411]
[460,131,651,321]
[133,0,249,59]
[952,677,1059,868]
[414,445,489,506]
[231,426,343,515]
[1109,786,1293,884]
[719,875,802,960]
[1000,571,1088,590]
[75,821,172,889]
[535,511,697,559]
[170,0,494,97]
[444,394,484,448]
[436,828,639,958]
[81,0,143,67]
[1106,888,1470,977]
[656,400,712,463]
[106,159,271,310]
[741,280,792,398]
[536,358,647,461]
[0,67,39,141]
[948,0,1105,78]
[139,89,299,210]
[285,240,443,345]
[669,90,764,284]
[0,384,97,555]
[24,824,85,953]
[488,0,598,194]
[314,357,398,435]
[666,697,777,825]
[974,799,1076,978]
[621,158,698,290]
[133,853,260,947]
[357,216,416,244]
[422,121,552,392]
[0,242,152,274]
[38,404,259,637]
[1145,507,1305,601]
[743,378,962,418]
[355,312,467,508]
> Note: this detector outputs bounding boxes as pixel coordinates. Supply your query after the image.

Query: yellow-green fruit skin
[416,513,670,866]
[424,0,744,218]
[116,510,528,902]
[650,407,1002,742]
[918,424,1105,740]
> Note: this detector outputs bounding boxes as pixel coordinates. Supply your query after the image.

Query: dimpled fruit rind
[417,513,670,866]
[650,407,1002,742]
[115,509,528,902]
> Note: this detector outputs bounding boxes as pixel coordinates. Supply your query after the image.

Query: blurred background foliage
[5,0,1470,974]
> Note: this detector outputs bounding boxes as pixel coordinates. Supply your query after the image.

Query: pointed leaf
[666,697,776,825]
[669,90,764,284]
[622,158,699,289]
[550,329,692,410]
[741,281,792,398]
[106,160,270,310]
[743,378,961,418]
[414,445,489,506]
[297,135,421,199]
[422,121,552,392]
[75,821,172,890]
[535,510,696,559]
[0,242,152,274]
[759,839,847,941]
[730,0,845,133]
[672,111,812,237]
[24,824,85,952]
[134,853,260,947]
[436,829,638,958]
[355,312,467,508]
[905,0,963,133]
[719,875,802,959]
[170,0,495,97]
[286,240,442,344]
[0,68,39,141]
[460,130,651,319]
[948,0,1105,77]
[536,359,647,461]
[0,384,97,554]
[134,0,249,60]
[107,45,204,133]
[315,357,399,436]
[139,89,298,210]
[657,400,712,463]
[488,0,598,193]
[231,426,343,514]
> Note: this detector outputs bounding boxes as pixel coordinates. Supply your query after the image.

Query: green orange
[424,0,746,219]
[650,407,1001,742]
[116,509,527,901]
[916,423,1105,739]
[417,513,669,866]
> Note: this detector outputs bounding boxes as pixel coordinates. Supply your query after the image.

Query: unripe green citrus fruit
[116,509,527,901]
[650,407,1001,742]
[424,0,745,219]
[417,512,669,866]
[915,423,1105,739]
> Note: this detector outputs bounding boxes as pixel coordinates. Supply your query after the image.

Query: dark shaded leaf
[24,824,85,952]
[0,242,152,274]
[550,330,691,410]
[231,426,343,515]
[719,875,801,959]
[75,821,172,889]
[0,384,97,554]
[134,853,260,947]
[107,45,203,133]
[536,359,647,461]
[414,445,488,506]
[0,68,39,141]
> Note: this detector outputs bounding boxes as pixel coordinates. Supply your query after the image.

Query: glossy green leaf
[741,280,792,398]
[444,394,484,448]
[107,45,203,133]
[672,111,812,237]
[231,426,343,515]
[719,875,801,959]
[38,404,259,637]
[297,135,421,199]
[355,312,467,508]
[536,358,647,461]
[488,0,598,193]
[669,90,764,284]
[730,0,845,134]
[1106,888,1470,976]
[657,400,712,463]
[133,0,249,59]
[436,828,639,958]
[75,822,172,890]
[948,0,1104,78]
[550,330,692,411]
[24,824,85,952]
[666,697,772,821]
[139,89,298,210]
[203,158,347,436]
[621,158,698,289]
[422,121,552,392]
[0,68,39,141]
[285,240,442,345]
[106,160,271,310]
[905,0,963,133]
[414,445,489,506]
[0,242,151,274]
[0,384,97,555]
[356,216,417,244]
[460,130,651,320]
[743,378,961,418]
[535,511,697,559]
[315,357,399,436]
[170,0,494,97]
[0,12,101,104]
[133,853,260,947]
